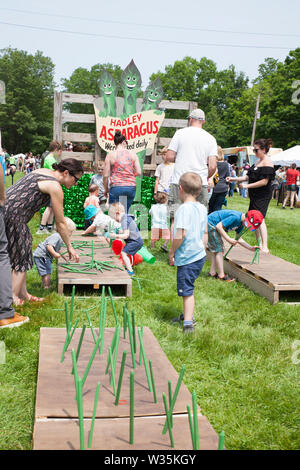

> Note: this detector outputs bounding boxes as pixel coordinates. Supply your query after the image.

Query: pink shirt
[110,149,136,187]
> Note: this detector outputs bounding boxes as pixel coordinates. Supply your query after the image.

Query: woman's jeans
[109,186,136,213]
[208,191,227,214]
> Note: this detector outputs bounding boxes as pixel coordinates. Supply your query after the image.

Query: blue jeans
[109,186,136,213]
[228,182,235,197]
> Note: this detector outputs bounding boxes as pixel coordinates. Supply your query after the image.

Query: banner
[94,108,165,153]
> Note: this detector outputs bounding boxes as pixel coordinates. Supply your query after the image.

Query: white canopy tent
[271,145,300,166]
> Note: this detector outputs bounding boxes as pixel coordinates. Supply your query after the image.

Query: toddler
[154,146,174,197]
[108,202,143,276]
[149,192,170,252]
[83,205,120,236]
[33,217,76,288]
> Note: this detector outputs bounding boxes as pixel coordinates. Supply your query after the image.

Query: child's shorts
[122,239,143,256]
[34,256,53,276]
[207,223,224,253]
[151,228,170,242]
[177,256,206,297]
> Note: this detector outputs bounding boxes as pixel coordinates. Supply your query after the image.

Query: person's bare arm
[110,229,130,240]
[103,154,111,196]
[38,179,79,262]
[207,155,217,179]
[241,178,268,189]
[133,153,141,177]
[154,176,159,195]
[237,237,260,252]
[83,225,96,236]
[46,244,61,259]
[0,165,5,206]
[216,222,238,246]
[226,174,249,183]
[166,149,176,163]
[169,228,186,264]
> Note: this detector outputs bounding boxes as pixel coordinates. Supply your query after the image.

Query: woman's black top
[247,165,275,217]
[213,161,230,194]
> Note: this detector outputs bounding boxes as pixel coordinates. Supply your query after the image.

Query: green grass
[0,173,300,450]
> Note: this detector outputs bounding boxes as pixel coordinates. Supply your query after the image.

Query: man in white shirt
[166,108,217,211]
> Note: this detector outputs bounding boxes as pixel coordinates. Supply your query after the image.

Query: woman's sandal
[207,273,218,278]
[27,295,45,302]
[14,299,25,306]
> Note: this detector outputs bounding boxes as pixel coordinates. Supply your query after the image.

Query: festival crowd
[0,108,299,333]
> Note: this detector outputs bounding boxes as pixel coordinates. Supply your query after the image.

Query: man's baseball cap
[244,210,264,231]
[188,108,205,121]
[84,205,100,220]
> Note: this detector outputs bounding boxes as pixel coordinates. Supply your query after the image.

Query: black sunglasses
[69,171,80,183]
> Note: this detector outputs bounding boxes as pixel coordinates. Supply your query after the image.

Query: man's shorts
[287,184,297,191]
[168,183,208,219]
[177,256,206,297]
[34,256,53,276]
[151,228,170,242]
[207,223,224,253]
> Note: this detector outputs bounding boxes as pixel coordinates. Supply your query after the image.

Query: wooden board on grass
[33,414,218,450]
[211,243,300,304]
[57,232,132,296]
[35,327,194,419]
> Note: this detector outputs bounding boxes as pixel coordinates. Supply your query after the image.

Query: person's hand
[250,245,261,252]
[240,183,248,189]
[226,177,232,183]
[68,246,79,263]
[229,238,238,246]
[169,250,175,266]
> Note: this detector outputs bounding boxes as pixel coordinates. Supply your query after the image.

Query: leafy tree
[0,47,55,154]
[61,63,123,134]
[226,49,300,149]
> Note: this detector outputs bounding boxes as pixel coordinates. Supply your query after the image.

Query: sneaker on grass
[183,324,195,334]
[36,225,49,235]
[0,313,29,329]
[171,313,197,326]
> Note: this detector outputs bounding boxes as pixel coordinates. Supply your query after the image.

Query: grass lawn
[0,171,300,450]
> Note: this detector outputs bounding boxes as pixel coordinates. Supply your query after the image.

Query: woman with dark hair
[227,138,275,253]
[103,131,141,212]
[4,158,83,306]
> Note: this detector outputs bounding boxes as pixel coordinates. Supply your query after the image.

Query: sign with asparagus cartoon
[94,60,164,200]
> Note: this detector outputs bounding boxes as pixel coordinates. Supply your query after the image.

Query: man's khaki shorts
[168,183,208,219]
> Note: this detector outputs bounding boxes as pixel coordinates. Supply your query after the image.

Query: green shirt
[43,153,57,170]
[9,156,15,164]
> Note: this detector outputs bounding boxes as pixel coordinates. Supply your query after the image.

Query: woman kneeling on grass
[4,158,82,309]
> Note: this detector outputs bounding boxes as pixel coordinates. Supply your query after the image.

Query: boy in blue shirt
[108,202,143,276]
[206,209,263,281]
[169,172,207,334]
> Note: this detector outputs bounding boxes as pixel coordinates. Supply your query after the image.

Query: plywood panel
[33,414,218,450]
[35,327,193,419]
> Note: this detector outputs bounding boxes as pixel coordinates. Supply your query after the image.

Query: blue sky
[0,0,299,90]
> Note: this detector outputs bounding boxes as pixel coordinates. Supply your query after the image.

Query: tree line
[0,47,299,155]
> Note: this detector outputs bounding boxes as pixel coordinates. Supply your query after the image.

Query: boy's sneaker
[36,225,48,235]
[126,269,135,276]
[0,313,29,329]
[46,224,54,232]
[161,245,169,253]
[183,324,195,334]
[171,313,197,326]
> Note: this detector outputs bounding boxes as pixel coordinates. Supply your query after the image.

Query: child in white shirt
[154,146,174,197]
[149,192,170,252]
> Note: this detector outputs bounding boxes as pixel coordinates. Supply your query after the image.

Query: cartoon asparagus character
[120,59,142,118]
[98,70,118,117]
